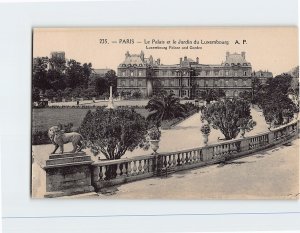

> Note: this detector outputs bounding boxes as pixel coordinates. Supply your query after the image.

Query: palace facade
[117,51,252,99]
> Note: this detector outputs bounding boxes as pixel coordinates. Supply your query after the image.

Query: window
[235,80,238,86]
[170,80,174,87]
[121,81,125,87]
[244,71,247,76]
[234,72,237,77]
[225,81,229,86]
[206,71,210,76]
[162,71,167,76]
[243,81,247,86]
[130,80,134,86]
[138,81,142,87]
[182,90,187,96]
[122,71,126,77]
[138,71,142,76]
[225,71,229,76]
[130,71,134,77]
[214,71,219,76]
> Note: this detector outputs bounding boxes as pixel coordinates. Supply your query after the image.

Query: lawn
[32,107,150,132]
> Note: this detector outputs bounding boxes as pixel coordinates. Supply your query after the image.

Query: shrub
[147,127,161,140]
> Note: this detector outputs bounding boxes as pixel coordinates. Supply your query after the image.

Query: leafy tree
[65,60,90,89]
[79,107,149,163]
[44,89,56,100]
[49,56,66,73]
[32,57,50,91]
[198,89,225,104]
[201,98,256,140]
[239,90,252,103]
[251,76,264,105]
[32,87,41,102]
[105,70,117,92]
[146,93,186,126]
[95,77,109,96]
[259,74,298,125]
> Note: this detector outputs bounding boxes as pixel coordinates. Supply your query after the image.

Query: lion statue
[48,126,85,154]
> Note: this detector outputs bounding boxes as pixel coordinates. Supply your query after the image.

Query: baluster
[116,163,121,177]
[127,161,132,176]
[177,153,181,165]
[133,161,137,175]
[185,152,189,164]
[200,149,203,161]
[148,158,153,172]
[138,160,142,174]
[164,156,168,168]
[102,165,107,180]
[192,150,196,163]
[93,166,100,182]
[143,159,148,173]
[99,166,103,180]
[196,149,200,162]
[122,163,127,176]
[168,155,173,167]
[181,153,185,165]
[173,154,177,167]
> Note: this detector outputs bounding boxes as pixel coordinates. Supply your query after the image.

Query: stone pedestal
[43,152,95,198]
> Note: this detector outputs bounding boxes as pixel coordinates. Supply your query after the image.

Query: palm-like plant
[146,93,186,126]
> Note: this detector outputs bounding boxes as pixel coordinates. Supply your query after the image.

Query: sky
[33,27,298,76]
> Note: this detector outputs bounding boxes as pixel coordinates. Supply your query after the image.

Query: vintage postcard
[31,27,299,199]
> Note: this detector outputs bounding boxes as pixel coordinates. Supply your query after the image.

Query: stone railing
[91,120,299,191]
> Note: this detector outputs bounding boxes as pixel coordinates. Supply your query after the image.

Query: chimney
[226,52,230,59]
[241,51,246,59]
[184,56,187,61]
[180,57,182,64]
[196,57,199,64]
[125,51,130,57]
[157,58,160,65]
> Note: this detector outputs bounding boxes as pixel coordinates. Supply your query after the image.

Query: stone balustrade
[91,120,299,191]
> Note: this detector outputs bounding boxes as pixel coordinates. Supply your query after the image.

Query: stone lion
[48,126,84,154]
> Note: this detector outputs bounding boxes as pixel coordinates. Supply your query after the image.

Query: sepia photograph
[31,27,299,199]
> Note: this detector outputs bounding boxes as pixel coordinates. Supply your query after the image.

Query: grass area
[32,107,150,132]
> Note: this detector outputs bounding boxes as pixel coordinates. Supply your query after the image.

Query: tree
[79,107,149,172]
[95,77,108,96]
[49,56,66,73]
[201,98,256,140]
[32,57,50,91]
[251,76,263,105]
[105,70,117,93]
[198,89,225,104]
[65,59,90,89]
[239,91,252,103]
[259,74,298,125]
[32,87,41,102]
[44,89,56,100]
[146,93,186,126]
